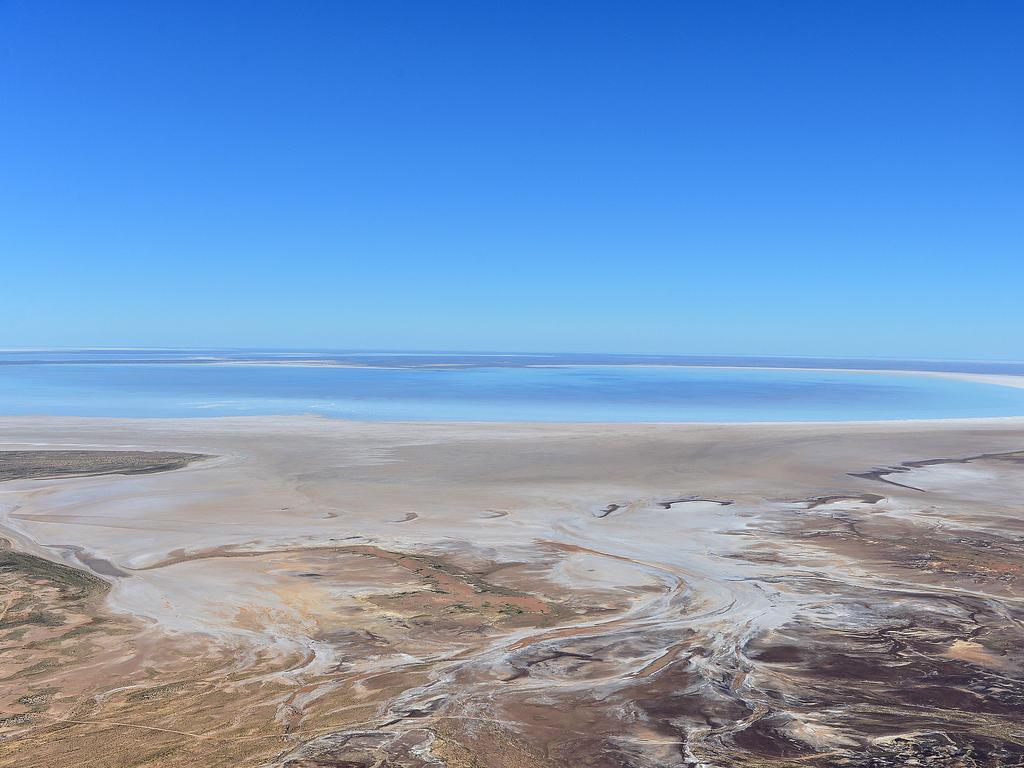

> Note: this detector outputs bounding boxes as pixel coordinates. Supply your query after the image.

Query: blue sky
[1,1,1021,359]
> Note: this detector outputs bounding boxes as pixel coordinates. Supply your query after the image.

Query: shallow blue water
[1,352,1023,422]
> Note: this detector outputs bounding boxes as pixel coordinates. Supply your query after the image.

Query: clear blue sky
[1,1,1021,359]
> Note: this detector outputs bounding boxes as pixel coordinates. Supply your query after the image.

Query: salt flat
[1,416,1023,766]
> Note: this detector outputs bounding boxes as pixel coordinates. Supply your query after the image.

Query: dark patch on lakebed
[0,541,107,602]
[0,450,209,482]
[849,449,1024,492]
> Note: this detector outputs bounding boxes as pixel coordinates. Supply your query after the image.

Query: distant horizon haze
[1,346,1024,365]
[2,348,1024,369]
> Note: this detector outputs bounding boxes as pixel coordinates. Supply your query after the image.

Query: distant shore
[204,357,1024,390]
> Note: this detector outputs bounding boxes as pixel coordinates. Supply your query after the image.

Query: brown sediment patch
[347,545,558,626]
[129,543,254,570]
[0,450,209,482]
[944,639,1011,670]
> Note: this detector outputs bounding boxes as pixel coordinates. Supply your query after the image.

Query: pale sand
[1,415,1023,766]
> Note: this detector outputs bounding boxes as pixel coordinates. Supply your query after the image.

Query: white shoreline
[3,413,1024,434]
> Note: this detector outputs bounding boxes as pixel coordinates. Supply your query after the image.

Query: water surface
[2,351,1023,422]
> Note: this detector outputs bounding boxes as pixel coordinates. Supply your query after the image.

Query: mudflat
[1,416,1023,767]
